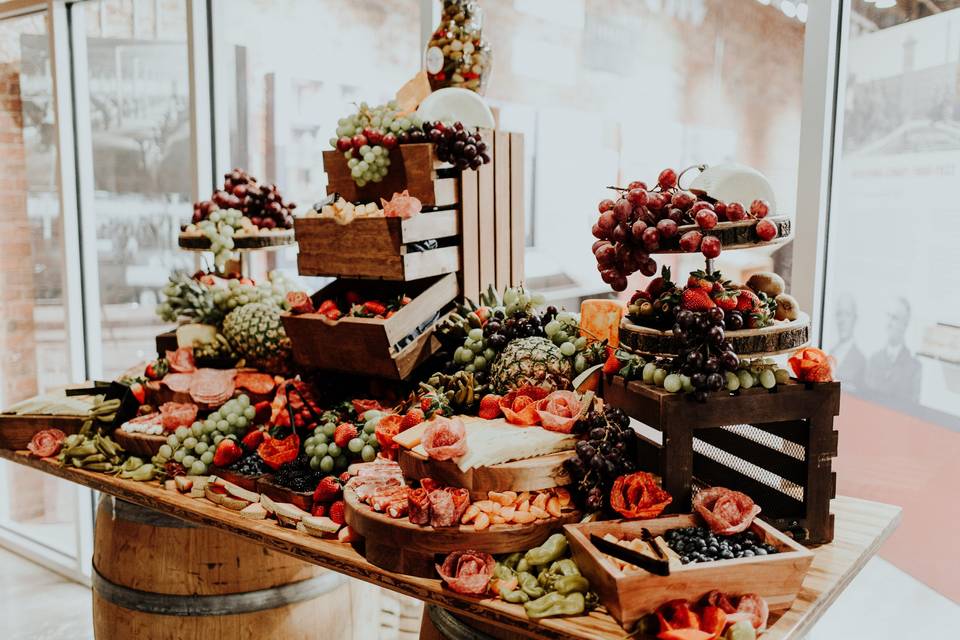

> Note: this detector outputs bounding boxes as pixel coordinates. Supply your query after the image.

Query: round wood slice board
[112,429,166,457]
[647,216,792,254]
[397,449,574,499]
[178,230,295,252]
[620,312,810,357]
[344,488,579,565]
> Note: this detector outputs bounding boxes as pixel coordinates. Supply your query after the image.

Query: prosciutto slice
[693,487,761,535]
[159,402,198,431]
[166,347,196,373]
[436,550,495,595]
[421,416,468,461]
[536,391,582,433]
[162,372,193,394]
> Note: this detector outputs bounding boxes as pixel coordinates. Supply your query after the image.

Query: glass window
[822,0,960,608]
[479,0,806,299]
[211,0,422,276]
[84,0,194,379]
[0,10,80,561]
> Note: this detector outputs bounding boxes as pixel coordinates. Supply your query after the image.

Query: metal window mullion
[187,0,214,202]
[790,0,848,346]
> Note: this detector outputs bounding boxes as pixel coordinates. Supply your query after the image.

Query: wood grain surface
[0,449,899,640]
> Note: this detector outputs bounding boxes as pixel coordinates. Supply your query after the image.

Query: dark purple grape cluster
[564,407,638,512]
[400,121,491,171]
[481,309,545,350]
[671,308,739,401]
[193,168,296,229]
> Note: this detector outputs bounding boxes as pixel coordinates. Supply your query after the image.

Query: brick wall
[0,61,39,407]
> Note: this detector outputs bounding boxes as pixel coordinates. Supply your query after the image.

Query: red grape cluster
[193,169,296,230]
[419,122,490,170]
[591,167,776,292]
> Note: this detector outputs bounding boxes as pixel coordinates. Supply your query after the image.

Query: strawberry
[712,289,739,312]
[686,270,713,290]
[317,299,338,313]
[324,308,342,321]
[128,382,146,404]
[344,291,361,305]
[253,400,272,424]
[362,300,387,316]
[736,289,762,313]
[478,394,503,420]
[603,348,621,375]
[339,471,352,483]
[311,503,328,518]
[329,500,346,526]
[681,288,716,311]
[646,266,673,298]
[213,439,243,467]
[241,429,265,451]
[333,423,358,448]
[313,476,342,503]
[400,408,425,431]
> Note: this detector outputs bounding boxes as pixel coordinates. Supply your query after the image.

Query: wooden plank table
[0,449,900,640]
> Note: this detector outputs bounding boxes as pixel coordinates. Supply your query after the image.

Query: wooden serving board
[620,312,810,357]
[647,216,793,254]
[397,449,574,499]
[177,230,295,251]
[0,413,85,450]
[112,429,165,458]
[344,488,579,578]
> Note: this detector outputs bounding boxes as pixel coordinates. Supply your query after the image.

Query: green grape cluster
[197,209,245,270]
[303,418,378,474]
[153,395,255,476]
[210,271,294,316]
[544,311,593,374]
[157,270,294,327]
[635,358,791,394]
[330,101,423,187]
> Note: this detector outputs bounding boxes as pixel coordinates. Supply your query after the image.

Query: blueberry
[756,548,767,556]
[743,550,755,557]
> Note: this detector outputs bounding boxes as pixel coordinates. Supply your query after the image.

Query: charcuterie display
[0,70,846,640]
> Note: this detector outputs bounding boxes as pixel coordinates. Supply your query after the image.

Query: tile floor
[1,545,957,639]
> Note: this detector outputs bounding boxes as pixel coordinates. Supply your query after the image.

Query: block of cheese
[580,299,624,348]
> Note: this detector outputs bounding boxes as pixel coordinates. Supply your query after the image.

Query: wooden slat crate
[601,376,840,544]
[316,132,525,298]
[280,273,458,380]
[295,211,461,281]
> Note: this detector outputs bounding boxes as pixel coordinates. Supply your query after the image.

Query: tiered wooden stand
[602,375,840,544]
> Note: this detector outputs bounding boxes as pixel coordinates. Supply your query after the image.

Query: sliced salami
[536,391,582,433]
[286,291,315,315]
[693,487,761,535]
[408,488,431,525]
[446,487,470,523]
[428,489,458,528]
[421,416,468,461]
[435,550,495,595]
[166,347,196,373]
[27,429,67,458]
[733,593,769,630]
[159,402,199,431]
[189,368,236,405]
[234,372,275,395]
[162,372,194,394]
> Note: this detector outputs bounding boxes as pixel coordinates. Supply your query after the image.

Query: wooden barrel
[420,605,525,640]
[92,497,351,640]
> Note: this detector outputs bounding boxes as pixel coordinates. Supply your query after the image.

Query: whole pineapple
[222,303,291,371]
[489,336,573,394]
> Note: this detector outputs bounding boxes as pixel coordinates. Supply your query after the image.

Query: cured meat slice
[421,416,468,461]
[162,372,193,394]
[385,497,409,519]
[435,550,495,595]
[189,368,236,405]
[693,487,761,535]
[234,372,275,395]
[159,402,198,431]
[408,488,430,525]
[610,471,672,519]
[166,347,196,373]
[420,477,441,493]
[536,391,582,433]
[286,291,314,315]
[499,386,549,426]
[446,487,470,523]
[27,429,67,458]
[730,593,769,630]
[371,486,410,512]
[428,489,458,528]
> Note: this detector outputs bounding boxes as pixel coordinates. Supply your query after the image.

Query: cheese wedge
[301,515,340,535]
[392,421,430,449]
[213,477,260,503]
[239,503,268,520]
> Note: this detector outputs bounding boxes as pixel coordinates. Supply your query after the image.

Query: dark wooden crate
[601,375,840,544]
[155,331,178,358]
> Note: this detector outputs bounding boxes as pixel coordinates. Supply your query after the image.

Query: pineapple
[222,303,291,371]
[489,337,573,394]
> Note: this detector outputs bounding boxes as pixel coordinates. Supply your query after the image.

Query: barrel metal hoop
[427,604,498,640]
[92,568,345,616]
[100,497,196,529]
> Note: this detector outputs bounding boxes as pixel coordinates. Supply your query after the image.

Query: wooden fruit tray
[177,229,295,251]
[620,312,810,358]
[256,475,313,512]
[281,273,457,380]
[295,210,460,281]
[397,448,574,500]
[0,413,85,450]
[645,216,793,254]
[565,513,813,629]
[112,429,166,457]
[344,487,579,578]
[210,467,264,492]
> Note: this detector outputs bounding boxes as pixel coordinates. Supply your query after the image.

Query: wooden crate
[323,143,457,207]
[0,413,85,450]
[295,210,460,281]
[565,513,813,629]
[155,330,178,358]
[601,376,840,544]
[281,273,458,380]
